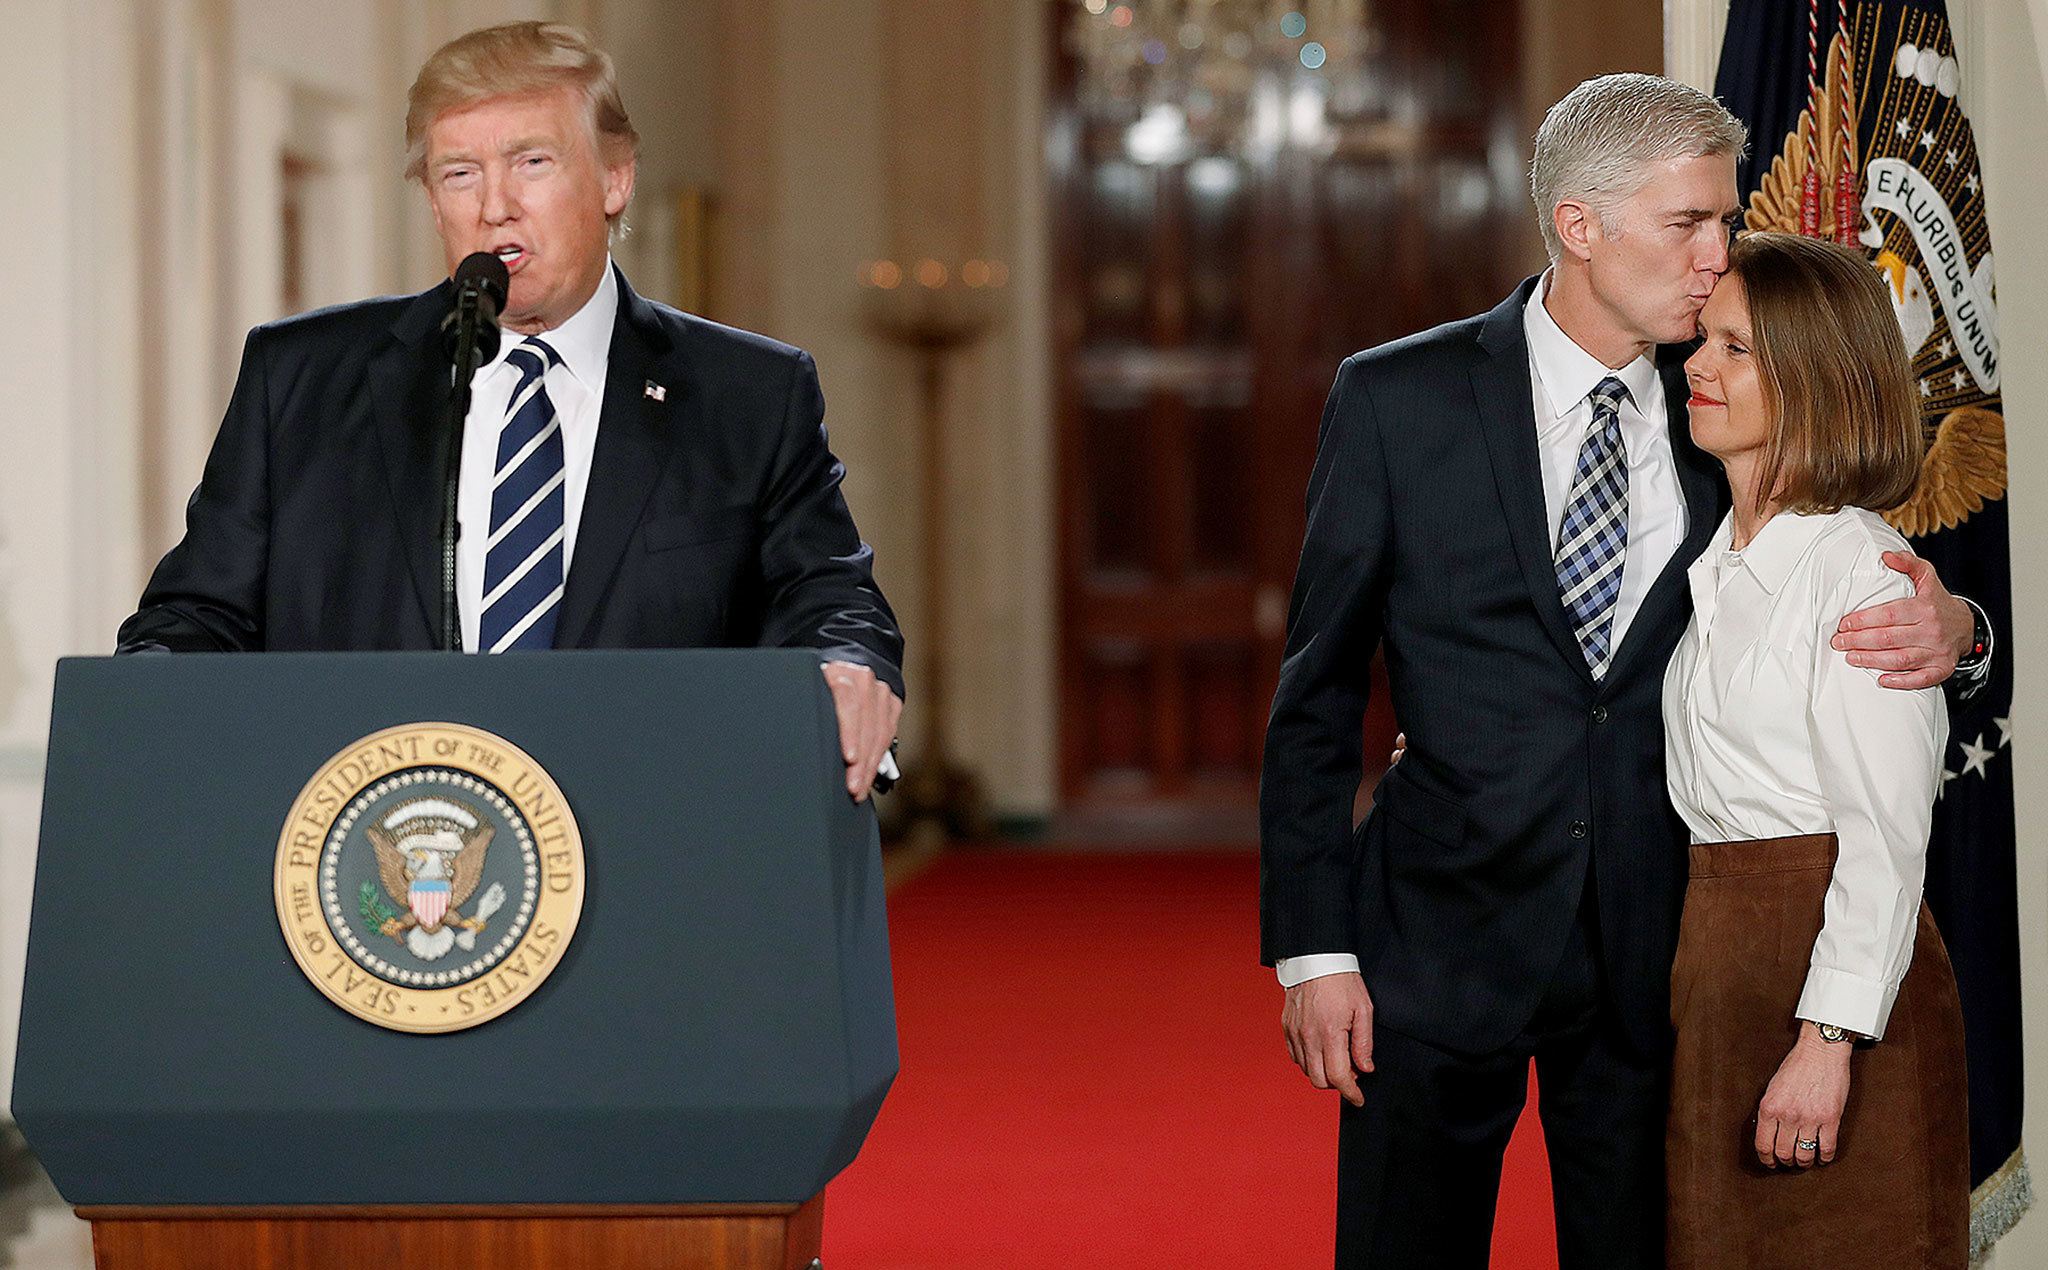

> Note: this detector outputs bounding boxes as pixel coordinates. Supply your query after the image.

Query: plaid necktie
[479,338,566,652]
[1553,376,1631,679]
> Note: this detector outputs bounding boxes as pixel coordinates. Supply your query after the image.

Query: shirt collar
[1733,509,1843,594]
[1522,270,1660,422]
[480,257,617,391]
[1693,508,1841,595]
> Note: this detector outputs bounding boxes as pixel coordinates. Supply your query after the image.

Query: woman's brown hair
[1726,230,1923,515]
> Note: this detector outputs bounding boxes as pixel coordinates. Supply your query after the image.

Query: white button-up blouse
[1662,506,1946,1039]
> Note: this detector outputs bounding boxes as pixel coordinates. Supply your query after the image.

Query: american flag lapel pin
[644,380,667,402]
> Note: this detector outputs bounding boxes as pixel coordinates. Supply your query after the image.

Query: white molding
[1958,0,2047,1262]
[1952,0,1987,120]
[231,69,290,343]
[2032,0,2048,93]
[992,0,1056,814]
[144,0,232,561]
[1664,0,1728,91]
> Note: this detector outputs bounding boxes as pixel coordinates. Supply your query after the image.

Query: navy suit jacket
[119,268,903,697]
[1259,276,1724,1060]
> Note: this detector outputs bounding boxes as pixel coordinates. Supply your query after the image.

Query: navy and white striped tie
[1554,376,1631,679]
[479,338,566,652]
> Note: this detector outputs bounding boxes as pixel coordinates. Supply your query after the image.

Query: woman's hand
[1755,1021,1854,1168]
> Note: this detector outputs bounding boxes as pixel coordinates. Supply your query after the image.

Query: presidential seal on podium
[274,722,585,1033]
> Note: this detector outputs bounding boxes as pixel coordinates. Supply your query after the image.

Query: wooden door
[1052,0,1529,816]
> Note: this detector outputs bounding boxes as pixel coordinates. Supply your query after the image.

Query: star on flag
[1897,119,1915,140]
[1939,337,1955,359]
[1996,715,2013,748]
[1952,368,1969,392]
[1959,734,1997,780]
[1966,172,1982,196]
[1921,130,1938,150]
[1946,149,1961,168]
[1921,379,1934,398]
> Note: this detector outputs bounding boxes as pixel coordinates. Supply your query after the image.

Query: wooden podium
[13,652,895,1270]
[78,1199,824,1270]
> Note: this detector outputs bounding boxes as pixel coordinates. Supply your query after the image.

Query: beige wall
[696,0,1059,818]
[1522,0,1665,263]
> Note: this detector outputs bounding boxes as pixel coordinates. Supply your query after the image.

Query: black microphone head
[444,252,510,369]
[453,250,510,313]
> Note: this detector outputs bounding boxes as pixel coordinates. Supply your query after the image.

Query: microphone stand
[441,287,487,652]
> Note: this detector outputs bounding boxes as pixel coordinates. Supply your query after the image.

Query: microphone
[437,251,510,652]
[441,251,510,375]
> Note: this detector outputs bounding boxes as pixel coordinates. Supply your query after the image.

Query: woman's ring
[1796,1137,1820,1151]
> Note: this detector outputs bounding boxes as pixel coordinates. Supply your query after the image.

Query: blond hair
[1729,232,1922,516]
[404,21,639,207]
[1530,74,1747,262]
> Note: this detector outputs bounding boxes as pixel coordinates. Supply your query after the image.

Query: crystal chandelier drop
[1068,0,1379,156]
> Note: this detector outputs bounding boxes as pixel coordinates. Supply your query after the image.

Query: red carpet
[826,850,1560,1268]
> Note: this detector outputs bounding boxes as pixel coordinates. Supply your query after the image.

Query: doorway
[1051,0,1532,822]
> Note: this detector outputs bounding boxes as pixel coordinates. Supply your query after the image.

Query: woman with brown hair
[1663,230,1969,1267]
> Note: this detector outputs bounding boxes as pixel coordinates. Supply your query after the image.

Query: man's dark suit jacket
[119,267,903,697]
[1260,275,1723,1061]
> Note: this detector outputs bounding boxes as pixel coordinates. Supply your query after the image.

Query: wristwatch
[1956,597,1994,675]
[1815,1022,1851,1044]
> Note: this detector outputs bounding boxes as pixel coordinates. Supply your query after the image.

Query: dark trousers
[1334,902,1666,1269]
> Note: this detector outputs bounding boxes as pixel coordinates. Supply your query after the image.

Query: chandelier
[1068,0,1380,157]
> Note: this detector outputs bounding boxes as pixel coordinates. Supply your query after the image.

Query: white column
[229,69,290,353]
[0,0,147,1116]
[1663,0,1728,91]
[142,0,234,554]
[317,105,385,312]
[762,0,915,728]
[961,0,1057,816]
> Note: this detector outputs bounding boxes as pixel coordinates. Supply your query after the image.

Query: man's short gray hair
[1530,73,1749,262]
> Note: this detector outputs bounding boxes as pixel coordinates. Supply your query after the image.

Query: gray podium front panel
[10,650,897,1205]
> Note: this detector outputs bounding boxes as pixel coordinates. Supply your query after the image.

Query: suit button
[1569,820,1588,839]
[1591,705,1609,725]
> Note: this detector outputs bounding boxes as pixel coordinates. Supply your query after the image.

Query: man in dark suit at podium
[118,21,902,800]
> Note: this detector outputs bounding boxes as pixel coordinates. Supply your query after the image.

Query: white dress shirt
[1522,271,1687,641]
[1663,507,1945,1039]
[1276,275,1690,989]
[456,262,616,651]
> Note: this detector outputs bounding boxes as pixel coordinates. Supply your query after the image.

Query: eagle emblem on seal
[1741,19,2007,538]
[359,797,507,962]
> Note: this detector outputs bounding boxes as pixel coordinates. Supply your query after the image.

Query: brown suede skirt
[1667,832,1969,1270]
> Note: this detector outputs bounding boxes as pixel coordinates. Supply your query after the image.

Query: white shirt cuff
[1276,953,1360,988]
[1796,965,1901,1040]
